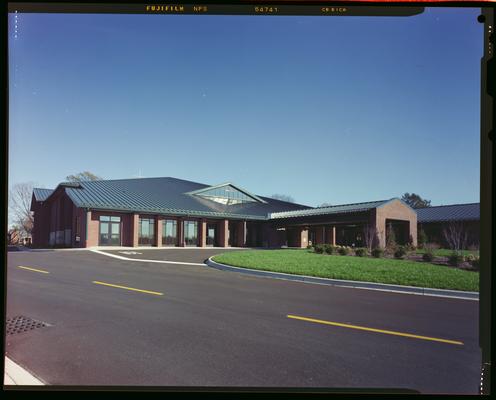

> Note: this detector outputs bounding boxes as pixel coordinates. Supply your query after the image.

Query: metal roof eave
[269,208,373,220]
[79,204,268,221]
[269,200,390,220]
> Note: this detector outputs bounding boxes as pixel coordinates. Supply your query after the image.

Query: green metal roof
[34,179,427,222]
[39,177,310,220]
[269,199,395,219]
[416,203,479,223]
[32,188,54,201]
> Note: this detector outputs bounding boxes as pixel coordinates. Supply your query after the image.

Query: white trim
[4,357,45,385]
[90,249,205,266]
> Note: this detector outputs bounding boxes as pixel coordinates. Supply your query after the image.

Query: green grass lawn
[415,248,479,257]
[212,249,479,292]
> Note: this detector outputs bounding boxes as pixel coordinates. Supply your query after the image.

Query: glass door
[162,219,177,246]
[184,220,198,246]
[139,218,155,246]
[206,224,216,246]
[99,216,121,246]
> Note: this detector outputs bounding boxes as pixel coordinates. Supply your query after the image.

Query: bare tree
[270,194,295,203]
[66,171,102,182]
[363,224,379,252]
[9,182,35,239]
[386,222,397,252]
[443,221,468,254]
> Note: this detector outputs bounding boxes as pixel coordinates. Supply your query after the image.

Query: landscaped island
[212,249,479,292]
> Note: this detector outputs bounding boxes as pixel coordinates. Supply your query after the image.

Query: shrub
[394,246,407,259]
[306,244,313,250]
[338,246,350,256]
[448,253,464,267]
[422,252,434,262]
[314,244,324,254]
[324,245,335,255]
[355,248,367,257]
[465,254,476,263]
[418,229,428,249]
[404,244,413,252]
[470,256,480,271]
[371,248,383,258]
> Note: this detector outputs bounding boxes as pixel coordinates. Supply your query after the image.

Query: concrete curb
[4,357,45,385]
[205,258,479,301]
[9,246,251,252]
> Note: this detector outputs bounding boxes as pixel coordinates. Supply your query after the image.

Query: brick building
[30,177,418,249]
[416,203,480,248]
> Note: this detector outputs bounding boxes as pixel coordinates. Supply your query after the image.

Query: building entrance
[207,223,216,246]
[99,216,121,246]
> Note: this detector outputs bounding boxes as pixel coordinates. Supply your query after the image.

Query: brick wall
[218,219,229,247]
[374,199,417,248]
[31,199,51,248]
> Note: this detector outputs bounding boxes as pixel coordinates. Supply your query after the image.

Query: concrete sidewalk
[4,357,45,386]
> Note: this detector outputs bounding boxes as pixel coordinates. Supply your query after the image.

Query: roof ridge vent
[60,182,82,188]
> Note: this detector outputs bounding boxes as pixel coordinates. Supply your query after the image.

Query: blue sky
[8,7,483,207]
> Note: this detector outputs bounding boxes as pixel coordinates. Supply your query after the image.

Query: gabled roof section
[416,203,480,223]
[269,199,393,220]
[32,188,54,202]
[377,197,417,213]
[186,182,267,205]
[42,177,309,220]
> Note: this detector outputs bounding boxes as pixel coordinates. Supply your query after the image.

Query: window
[183,220,198,246]
[139,218,155,246]
[162,219,177,246]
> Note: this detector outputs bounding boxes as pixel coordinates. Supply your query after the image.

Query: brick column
[199,219,207,247]
[131,213,140,247]
[218,219,229,247]
[155,217,162,247]
[177,218,184,247]
[409,221,417,247]
[328,226,336,246]
[372,210,386,249]
[84,209,91,248]
[236,221,246,247]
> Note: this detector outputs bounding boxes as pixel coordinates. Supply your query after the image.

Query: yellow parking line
[92,281,163,296]
[17,266,50,274]
[287,315,464,346]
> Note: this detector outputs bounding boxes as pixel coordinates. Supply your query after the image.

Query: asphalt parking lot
[6,248,481,392]
[99,247,245,263]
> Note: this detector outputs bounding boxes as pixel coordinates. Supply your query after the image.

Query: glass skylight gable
[195,185,258,205]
